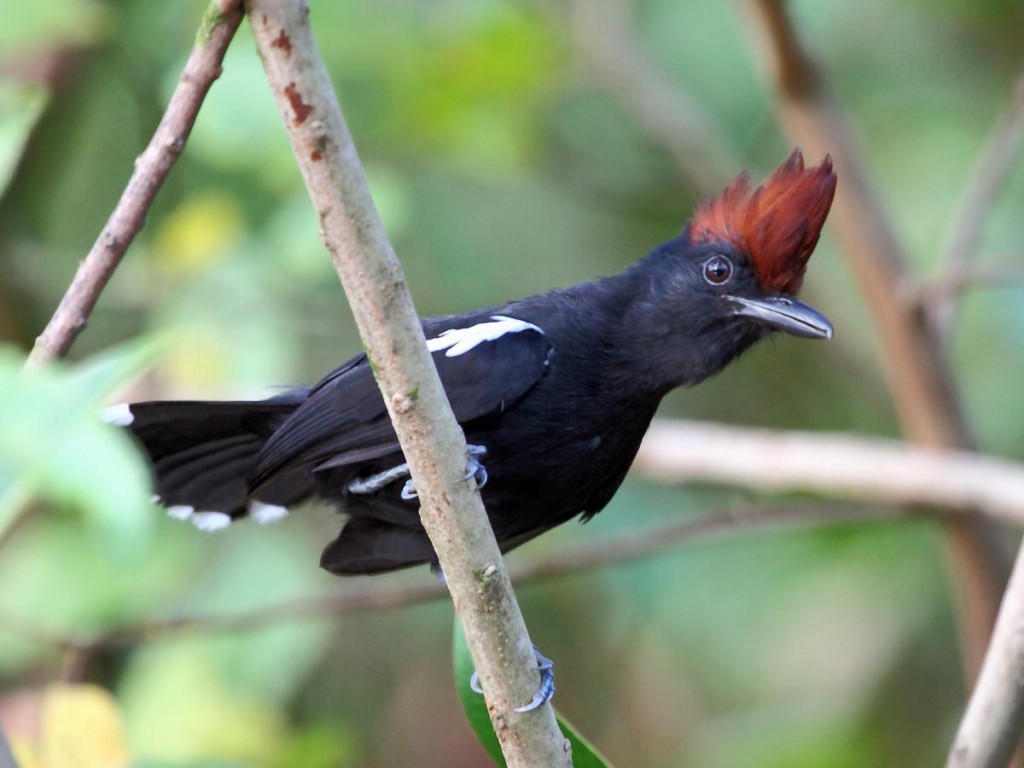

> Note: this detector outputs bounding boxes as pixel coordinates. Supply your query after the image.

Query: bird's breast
[467,388,659,536]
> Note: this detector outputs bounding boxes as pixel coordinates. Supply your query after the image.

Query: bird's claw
[468,645,555,713]
[461,444,489,490]
[397,444,485,499]
[461,457,488,489]
[516,647,555,712]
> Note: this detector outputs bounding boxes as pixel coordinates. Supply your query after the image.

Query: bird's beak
[727,295,834,339]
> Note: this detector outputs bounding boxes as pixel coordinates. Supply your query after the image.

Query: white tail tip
[249,501,289,524]
[166,505,194,521]
[100,403,134,426]
[191,511,232,532]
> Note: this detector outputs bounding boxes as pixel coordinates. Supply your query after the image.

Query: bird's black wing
[248,316,552,491]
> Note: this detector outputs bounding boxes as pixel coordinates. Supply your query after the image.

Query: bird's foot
[469,645,555,713]
[400,445,488,500]
[460,444,489,490]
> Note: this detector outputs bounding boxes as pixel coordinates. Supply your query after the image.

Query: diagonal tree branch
[244,2,570,764]
[24,0,244,369]
[738,0,1010,682]
[947,542,1024,768]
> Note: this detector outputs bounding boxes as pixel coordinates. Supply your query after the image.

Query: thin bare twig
[0,610,78,651]
[739,0,1009,680]
[24,0,244,369]
[245,2,569,764]
[917,264,1024,307]
[935,74,1024,333]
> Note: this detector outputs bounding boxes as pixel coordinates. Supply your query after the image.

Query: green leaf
[0,338,167,555]
[453,619,504,764]
[0,82,48,199]
[69,333,172,403]
[551,712,613,768]
[452,619,615,768]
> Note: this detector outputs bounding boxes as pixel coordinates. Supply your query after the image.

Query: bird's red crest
[690,150,837,294]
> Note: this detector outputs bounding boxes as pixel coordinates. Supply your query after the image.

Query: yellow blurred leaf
[42,686,129,768]
[154,191,245,276]
[120,642,287,763]
[162,327,231,394]
[1,685,130,768]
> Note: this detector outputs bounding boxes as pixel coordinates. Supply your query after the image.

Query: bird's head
[685,148,837,340]
[628,150,836,388]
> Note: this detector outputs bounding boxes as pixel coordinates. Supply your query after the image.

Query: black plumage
[114,151,837,576]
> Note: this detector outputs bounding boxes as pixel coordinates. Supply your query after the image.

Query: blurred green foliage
[0,0,1021,765]
[0,341,160,554]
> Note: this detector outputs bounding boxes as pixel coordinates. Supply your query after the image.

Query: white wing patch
[426,315,543,358]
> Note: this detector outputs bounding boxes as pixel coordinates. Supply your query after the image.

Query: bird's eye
[703,254,733,285]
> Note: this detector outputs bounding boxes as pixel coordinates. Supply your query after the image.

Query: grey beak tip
[728,294,834,340]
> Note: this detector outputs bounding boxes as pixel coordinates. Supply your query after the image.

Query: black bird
[108,151,836,577]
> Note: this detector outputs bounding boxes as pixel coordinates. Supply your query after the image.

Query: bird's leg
[347,462,410,494]
[469,645,556,713]
[399,444,488,500]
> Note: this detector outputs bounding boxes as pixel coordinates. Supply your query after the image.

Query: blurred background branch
[567,0,738,189]
[738,0,1024,761]
[633,420,1024,525]
[0,500,970,668]
[739,0,1010,684]
[917,264,1024,308]
[738,0,973,447]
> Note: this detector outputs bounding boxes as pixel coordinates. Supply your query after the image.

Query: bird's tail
[107,393,315,530]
